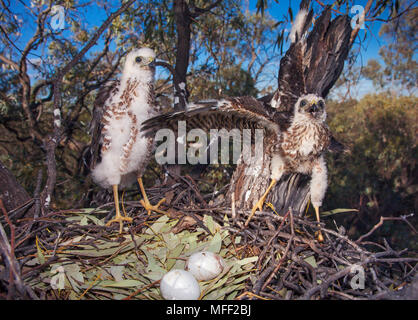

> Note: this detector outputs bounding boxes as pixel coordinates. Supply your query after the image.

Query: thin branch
[356,214,416,243]
[349,0,373,47]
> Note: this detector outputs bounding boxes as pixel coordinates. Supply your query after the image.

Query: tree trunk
[173,0,191,111]
[0,161,34,219]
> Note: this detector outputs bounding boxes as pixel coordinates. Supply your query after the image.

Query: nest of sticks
[0,173,417,300]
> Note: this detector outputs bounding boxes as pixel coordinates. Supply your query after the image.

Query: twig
[261,209,295,292]
[123,279,161,300]
[356,214,416,243]
[0,199,26,298]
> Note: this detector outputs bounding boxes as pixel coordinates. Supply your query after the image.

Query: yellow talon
[314,205,324,242]
[139,197,166,216]
[138,177,167,216]
[245,179,277,227]
[106,185,133,233]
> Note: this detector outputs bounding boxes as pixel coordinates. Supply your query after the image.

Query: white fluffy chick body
[92,48,156,189]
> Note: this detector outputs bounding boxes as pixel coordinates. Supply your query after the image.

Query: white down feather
[92,48,156,189]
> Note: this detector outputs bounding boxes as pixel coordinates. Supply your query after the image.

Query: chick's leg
[314,205,324,242]
[245,179,277,227]
[310,156,328,242]
[106,184,133,233]
[137,177,166,216]
[245,154,284,227]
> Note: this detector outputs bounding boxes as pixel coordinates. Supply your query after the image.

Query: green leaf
[166,244,185,270]
[235,256,258,266]
[320,208,358,217]
[80,216,88,226]
[207,232,222,253]
[100,279,143,288]
[36,239,45,264]
[203,215,216,234]
[304,256,317,268]
[65,264,84,292]
[145,215,170,235]
[63,237,144,257]
[109,266,125,282]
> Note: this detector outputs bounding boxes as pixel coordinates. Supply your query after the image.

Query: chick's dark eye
[318,100,325,108]
[300,99,307,107]
[135,56,142,63]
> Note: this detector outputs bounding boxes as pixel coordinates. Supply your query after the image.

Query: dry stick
[349,0,374,47]
[356,214,417,244]
[123,279,161,300]
[256,210,291,271]
[231,192,236,221]
[26,169,43,236]
[184,174,207,206]
[0,198,34,222]
[1,199,16,297]
[299,248,413,300]
[300,258,371,300]
[261,209,295,292]
[0,199,26,298]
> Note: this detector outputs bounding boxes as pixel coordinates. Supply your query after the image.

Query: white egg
[160,269,201,300]
[185,251,226,281]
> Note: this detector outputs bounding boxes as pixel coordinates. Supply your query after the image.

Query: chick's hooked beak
[308,103,319,113]
[147,57,155,67]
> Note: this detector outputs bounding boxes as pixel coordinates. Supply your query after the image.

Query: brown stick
[123,279,161,300]
[261,209,295,292]
[0,199,26,298]
[356,214,416,244]
[349,0,374,47]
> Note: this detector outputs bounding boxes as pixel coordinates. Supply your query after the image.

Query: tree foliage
[326,93,417,246]
[362,3,417,94]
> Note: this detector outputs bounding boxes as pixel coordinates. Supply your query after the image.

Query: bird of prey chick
[88,47,165,233]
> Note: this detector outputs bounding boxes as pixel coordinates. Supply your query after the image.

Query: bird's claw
[106,216,133,234]
[315,230,324,242]
[140,198,166,216]
[252,198,265,214]
[245,197,266,227]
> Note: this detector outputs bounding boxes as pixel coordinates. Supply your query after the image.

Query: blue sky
[7,0,399,98]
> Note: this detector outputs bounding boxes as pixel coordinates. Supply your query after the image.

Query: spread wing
[304,12,352,97]
[82,80,120,174]
[272,2,352,112]
[142,96,282,136]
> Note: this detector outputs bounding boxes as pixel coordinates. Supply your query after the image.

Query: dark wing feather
[141,96,280,136]
[271,1,313,113]
[304,11,352,97]
[272,5,351,110]
[273,41,306,113]
[82,80,119,174]
[328,136,350,154]
[293,0,314,43]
